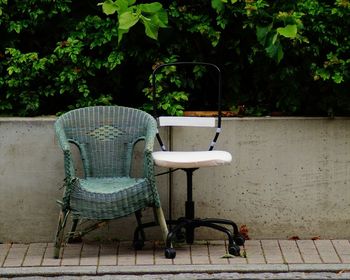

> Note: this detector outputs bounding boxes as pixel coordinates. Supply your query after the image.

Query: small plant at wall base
[0,0,349,116]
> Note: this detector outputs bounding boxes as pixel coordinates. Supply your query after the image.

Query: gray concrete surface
[0,117,350,242]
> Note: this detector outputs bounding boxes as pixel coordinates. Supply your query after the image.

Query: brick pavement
[1,239,350,268]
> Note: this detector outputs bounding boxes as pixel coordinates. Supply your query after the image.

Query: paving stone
[0,243,11,267]
[3,244,28,267]
[279,240,303,264]
[117,241,135,266]
[4,239,350,272]
[173,246,191,265]
[22,243,47,267]
[261,240,284,264]
[61,243,83,266]
[41,243,62,266]
[135,241,154,265]
[244,240,266,264]
[99,243,118,266]
[296,240,322,264]
[117,257,136,266]
[332,240,350,263]
[314,240,341,263]
[228,253,248,265]
[80,243,100,266]
[191,243,210,265]
[208,241,229,265]
[245,257,266,264]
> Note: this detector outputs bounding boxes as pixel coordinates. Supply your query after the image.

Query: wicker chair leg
[54,210,69,258]
[67,218,80,243]
[155,207,169,245]
[135,210,147,240]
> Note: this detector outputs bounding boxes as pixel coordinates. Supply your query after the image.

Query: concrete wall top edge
[221,116,350,121]
[0,116,57,122]
[1,116,350,122]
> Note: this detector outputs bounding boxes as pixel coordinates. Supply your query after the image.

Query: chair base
[133,167,245,259]
[133,217,245,259]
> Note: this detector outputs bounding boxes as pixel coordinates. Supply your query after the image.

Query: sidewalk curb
[289,264,350,272]
[2,264,350,277]
[98,264,288,274]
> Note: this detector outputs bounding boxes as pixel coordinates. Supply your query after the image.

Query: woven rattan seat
[53,106,168,258]
[70,177,153,219]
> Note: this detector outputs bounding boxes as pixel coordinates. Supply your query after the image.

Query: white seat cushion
[152,150,232,168]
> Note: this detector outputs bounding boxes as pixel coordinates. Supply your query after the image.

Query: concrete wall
[0,117,349,243]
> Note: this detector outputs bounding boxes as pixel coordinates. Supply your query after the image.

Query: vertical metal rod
[186,169,193,203]
[168,126,173,230]
[185,169,195,243]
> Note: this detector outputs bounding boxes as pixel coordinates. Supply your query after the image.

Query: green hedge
[0,0,349,116]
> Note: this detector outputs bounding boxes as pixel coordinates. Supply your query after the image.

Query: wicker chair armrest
[54,121,70,152]
[143,149,160,207]
[63,150,76,178]
[143,120,157,179]
[54,121,76,178]
[143,149,154,176]
[144,119,157,153]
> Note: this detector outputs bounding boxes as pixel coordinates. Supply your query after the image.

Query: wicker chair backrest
[56,106,155,178]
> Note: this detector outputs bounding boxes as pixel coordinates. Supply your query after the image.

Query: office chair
[133,62,245,259]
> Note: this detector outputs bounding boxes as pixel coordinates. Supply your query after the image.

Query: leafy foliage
[0,0,349,116]
[99,0,168,43]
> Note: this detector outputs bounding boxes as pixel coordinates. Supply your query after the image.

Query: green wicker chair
[53,106,168,258]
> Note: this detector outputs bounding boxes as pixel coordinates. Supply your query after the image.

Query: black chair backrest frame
[151,62,223,152]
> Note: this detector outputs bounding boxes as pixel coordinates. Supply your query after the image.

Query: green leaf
[107,51,124,69]
[272,33,278,44]
[256,25,271,45]
[277,24,297,38]
[100,0,129,15]
[332,72,344,84]
[118,10,140,29]
[116,0,129,14]
[150,10,168,28]
[101,0,118,15]
[139,2,162,13]
[265,43,284,63]
[141,16,158,40]
[211,0,225,12]
[117,28,129,44]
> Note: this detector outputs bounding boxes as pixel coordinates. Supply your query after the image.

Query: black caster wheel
[133,239,144,250]
[228,245,240,256]
[165,248,176,259]
[234,233,245,246]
